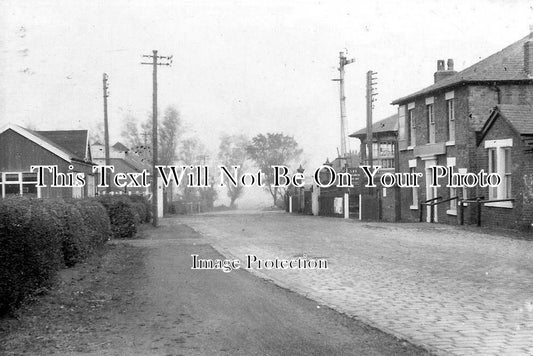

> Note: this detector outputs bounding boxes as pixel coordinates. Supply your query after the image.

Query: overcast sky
[1,0,532,170]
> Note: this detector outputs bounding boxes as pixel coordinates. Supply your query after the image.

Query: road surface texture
[0,222,426,355]
[179,210,533,356]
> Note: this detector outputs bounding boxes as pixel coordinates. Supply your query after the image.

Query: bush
[74,200,111,247]
[0,197,63,314]
[126,195,152,223]
[0,197,111,315]
[94,196,139,239]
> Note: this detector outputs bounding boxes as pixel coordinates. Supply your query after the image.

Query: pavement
[177,210,533,356]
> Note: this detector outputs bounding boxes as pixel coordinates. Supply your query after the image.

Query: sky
[1,0,533,173]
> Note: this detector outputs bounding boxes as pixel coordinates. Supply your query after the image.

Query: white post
[344,193,349,219]
[359,194,362,220]
[289,196,293,213]
[157,177,164,218]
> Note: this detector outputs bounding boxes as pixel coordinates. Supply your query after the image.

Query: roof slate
[36,130,89,161]
[497,104,533,135]
[349,113,398,138]
[392,34,533,104]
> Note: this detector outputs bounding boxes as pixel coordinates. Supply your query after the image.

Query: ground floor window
[0,172,40,198]
[485,139,513,208]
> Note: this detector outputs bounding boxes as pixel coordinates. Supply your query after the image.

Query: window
[398,106,406,141]
[447,99,455,142]
[486,139,513,207]
[378,142,394,157]
[504,148,512,199]
[427,104,435,144]
[381,158,395,169]
[0,172,39,198]
[488,148,498,200]
[408,109,416,146]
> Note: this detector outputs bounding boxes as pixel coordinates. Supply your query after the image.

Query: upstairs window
[408,109,416,146]
[427,104,435,144]
[447,99,455,142]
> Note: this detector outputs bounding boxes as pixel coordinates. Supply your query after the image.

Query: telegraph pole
[102,73,111,194]
[141,50,172,227]
[332,51,355,158]
[366,70,378,167]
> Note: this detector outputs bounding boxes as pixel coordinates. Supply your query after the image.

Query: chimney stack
[524,25,533,77]
[447,58,454,71]
[434,58,457,83]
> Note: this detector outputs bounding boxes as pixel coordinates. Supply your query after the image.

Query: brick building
[391,32,533,230]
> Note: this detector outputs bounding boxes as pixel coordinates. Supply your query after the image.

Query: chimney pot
[437,59,445,71]
[447,58,454,71]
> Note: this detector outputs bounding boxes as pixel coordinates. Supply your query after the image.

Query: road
[179,210,533,356]
[0,219,426,356]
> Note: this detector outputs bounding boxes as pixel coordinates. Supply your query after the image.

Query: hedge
[93,195,150,239]
[0,197,111,315]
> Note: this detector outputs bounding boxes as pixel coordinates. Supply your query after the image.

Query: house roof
[495,104,533,135]
[392,33,533,104]
[0,124,93,163]
[477,104,533,144]
[35,130,90,161]
[112,142,130,152]
[349,113,398,138]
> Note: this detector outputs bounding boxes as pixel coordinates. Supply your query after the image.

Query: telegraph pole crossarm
[366,70,378,169]
[103,73,111,194]
[141,50,172,227]
[332,51,355,160]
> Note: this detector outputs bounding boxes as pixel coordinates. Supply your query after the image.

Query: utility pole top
[334,51,355,158]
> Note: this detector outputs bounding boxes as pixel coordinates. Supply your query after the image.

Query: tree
[218,134,248,209]
[246,133,303,207]
[120,106,183,165]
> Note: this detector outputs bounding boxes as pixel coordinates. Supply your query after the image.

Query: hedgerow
[0,197,111,315]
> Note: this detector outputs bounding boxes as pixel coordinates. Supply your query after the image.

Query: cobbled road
[178,210,533,356]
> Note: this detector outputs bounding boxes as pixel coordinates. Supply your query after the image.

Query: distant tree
[246,133,303,207]
[90,122,105,144]
[120,106,183,165]
[218,134,248,209]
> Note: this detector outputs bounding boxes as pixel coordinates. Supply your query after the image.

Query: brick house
[391,32,533,230]
[349,114,400,221]
[0,124,96,199]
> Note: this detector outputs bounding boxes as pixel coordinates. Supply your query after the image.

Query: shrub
[0,197,63,314]
[0,197,111,315]
[42,199,88,267]
[126,195,152,223]
[94,196,138,239]
[74,199,111,247]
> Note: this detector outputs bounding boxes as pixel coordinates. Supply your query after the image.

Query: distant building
[0,124,95,199]
[391,31,533,230]
[91,141,151,196]
[350,113,398,170]
[349,114,399,222]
